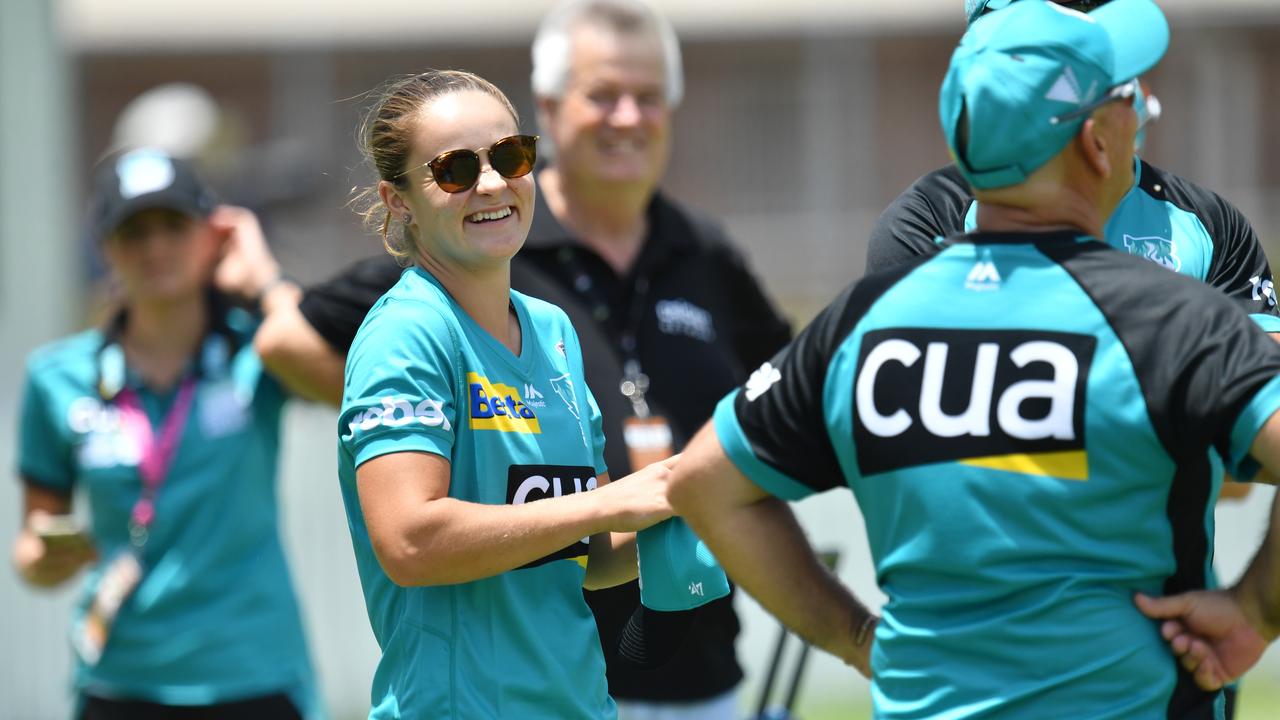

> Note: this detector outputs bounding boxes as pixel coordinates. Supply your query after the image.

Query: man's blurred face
[543,24,672,191]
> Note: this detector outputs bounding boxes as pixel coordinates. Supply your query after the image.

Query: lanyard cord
[556,248,654,416]
[114,378,198,548]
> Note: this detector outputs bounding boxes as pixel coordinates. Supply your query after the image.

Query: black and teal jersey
[338,267,614,719]
[867,161,1280,331]
[716,231,1280,719]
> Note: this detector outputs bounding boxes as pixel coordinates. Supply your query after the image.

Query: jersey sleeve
[17,361,75,493]
[339,299,459,468]
[713,284,857,501]
[299,255,404,353]
[1179,301,1280,479]
[1181,178,1280,331]
[1049,244,1280,480]
[865,166,971,273]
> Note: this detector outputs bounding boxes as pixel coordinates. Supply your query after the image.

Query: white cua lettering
[919,342,998,437]
[996,341,1077,440]
[513,474,598,505]
[856,339,919,436]
[856,338,1078,440]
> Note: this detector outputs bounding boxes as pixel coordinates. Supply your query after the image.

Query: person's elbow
[368,527,436,587]
[253,313,295,369]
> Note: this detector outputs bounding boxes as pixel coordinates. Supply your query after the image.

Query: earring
[403,213,413,224]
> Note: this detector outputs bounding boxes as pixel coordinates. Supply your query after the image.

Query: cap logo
[1045,66,1083,105]
[116,149,176,199]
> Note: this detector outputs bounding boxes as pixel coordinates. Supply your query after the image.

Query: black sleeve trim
[19,473,74,496]
[866,165,972,273]
[298,255,403,353]
[734,256,934,493]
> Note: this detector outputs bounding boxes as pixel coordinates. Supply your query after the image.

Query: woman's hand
[13,510,97,588]
[594,455,679,533]
[209,205,282,303]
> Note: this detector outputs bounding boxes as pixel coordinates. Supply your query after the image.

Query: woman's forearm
[584,531,638,590]
[370,491,611,586]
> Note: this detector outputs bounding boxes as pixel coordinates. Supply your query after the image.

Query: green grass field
[795,678,1280,720]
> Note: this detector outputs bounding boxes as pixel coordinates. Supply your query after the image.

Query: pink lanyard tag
[115,378,197,547]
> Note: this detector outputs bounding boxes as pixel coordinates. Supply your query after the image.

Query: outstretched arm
[667,423,877,677]
[358,452,672,587]
[254,294,345,406]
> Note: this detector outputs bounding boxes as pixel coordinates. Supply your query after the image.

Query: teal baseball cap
[941,0,1168,190]
[637,518,730,612]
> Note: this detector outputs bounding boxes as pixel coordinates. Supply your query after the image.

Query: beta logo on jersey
[508,464,598,568]
[853,328,1094,478]
[1122,234,1181,272]
[469,373,541,433]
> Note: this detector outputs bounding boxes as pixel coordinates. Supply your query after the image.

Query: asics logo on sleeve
[469,373,541,433]
[508,464,598,568]
[853,329,1094,478]
[348,395,451,434]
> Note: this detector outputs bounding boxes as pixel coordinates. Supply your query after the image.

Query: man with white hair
[255,2,790,717]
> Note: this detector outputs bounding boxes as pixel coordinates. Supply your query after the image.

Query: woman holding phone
[338,70,675,719]
[11,149,319,719]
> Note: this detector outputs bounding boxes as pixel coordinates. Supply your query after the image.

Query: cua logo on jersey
[853,328,1094,479]
[508,464,598,568]
[1122,234,1181,272]
[469,373,541,433]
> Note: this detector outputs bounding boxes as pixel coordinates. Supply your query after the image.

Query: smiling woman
[336,69,680,720]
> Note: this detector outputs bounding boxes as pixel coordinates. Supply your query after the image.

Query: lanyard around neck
[114,378,197,548]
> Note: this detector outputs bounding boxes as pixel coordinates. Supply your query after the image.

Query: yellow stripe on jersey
[959,450,1088,481]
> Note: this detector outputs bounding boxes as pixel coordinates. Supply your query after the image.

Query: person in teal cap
[868,2,1280,715]
[337,69,708,720]
[669,1,1280,718]
[10,148,321,719]
[870,0,1280,342]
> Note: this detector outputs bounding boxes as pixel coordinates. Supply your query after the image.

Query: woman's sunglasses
[394,134,538,193]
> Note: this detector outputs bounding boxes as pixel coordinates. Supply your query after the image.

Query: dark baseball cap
[90,148,216,240]
[966,0,1113,24]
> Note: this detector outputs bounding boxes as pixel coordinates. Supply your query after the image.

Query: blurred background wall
[4,1,1280,718]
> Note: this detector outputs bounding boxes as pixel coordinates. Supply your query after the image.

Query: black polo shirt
[520,190,792,450]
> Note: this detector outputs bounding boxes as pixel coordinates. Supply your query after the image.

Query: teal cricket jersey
[338,266,614,720]
[867,159,1280,333]
[16,307,319,716]
[717,231,1280,719]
